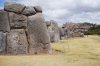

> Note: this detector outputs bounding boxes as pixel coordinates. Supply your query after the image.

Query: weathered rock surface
[4,2,25,13]
[62,22,95,38]
[22,6,36,16]
[0,10,10,32]
[34,6,42,13]
[46,21,51,27]
[47,25,55,42]
[59,27,65,40]
[46,21,60,42]
[52,22,60,42]
[0,2,52,55]
[27,13,51,54]
[7,29,28,54]
[9,12,27,29]
[49,31,55,42]
[0,32,6,54]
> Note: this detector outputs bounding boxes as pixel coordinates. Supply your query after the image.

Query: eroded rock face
[22,6,36,16]
[0,10,10,32]
[4,2,25,13]
[46,21,60,42]
[59,27,65,40]
[47,25,55,42]
[7,29,28,54]
[52,22,60,42]
[27,13,51,54]
[0,32,6,54]
[9,12,27,29]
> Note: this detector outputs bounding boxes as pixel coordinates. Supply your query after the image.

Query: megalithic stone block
[7,29,28,55]
[0,10,10,32]
[0,32,6,54]
[21,6,36,16]
[4,2,25,13]
[51,22,60,42]
[59,27,65,40]
[47,26,55,42]
[9,12,27,29]
[27,13,51,54]
[46,21,60,42]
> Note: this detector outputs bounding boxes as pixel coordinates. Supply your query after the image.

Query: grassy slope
[0,35,100,66]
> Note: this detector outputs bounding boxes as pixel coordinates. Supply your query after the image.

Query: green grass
[0,35,100,66]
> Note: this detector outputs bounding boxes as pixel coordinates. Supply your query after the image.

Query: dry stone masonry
[7,29,28,54]
[0,2,92,55]
[0,32,6,54]
[0,2,51,55]
[0,10,10,32]
[27,13,51,54]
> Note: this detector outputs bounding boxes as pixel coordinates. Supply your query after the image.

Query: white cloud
[5,0,100,24]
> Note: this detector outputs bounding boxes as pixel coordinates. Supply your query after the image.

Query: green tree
[85,25,100,35]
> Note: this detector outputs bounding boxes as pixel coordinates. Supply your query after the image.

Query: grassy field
[0,35,100,66]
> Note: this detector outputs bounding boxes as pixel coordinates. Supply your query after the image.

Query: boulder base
[0,32,6,54]
[28,13,51,54]
[7,29,28,54]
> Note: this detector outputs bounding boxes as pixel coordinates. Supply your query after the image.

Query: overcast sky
[2,0,100,25]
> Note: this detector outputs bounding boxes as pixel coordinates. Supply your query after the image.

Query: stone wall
[62,22,95,38]
[0,2,51,55]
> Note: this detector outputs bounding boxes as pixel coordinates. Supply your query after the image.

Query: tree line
[85,25,100,35]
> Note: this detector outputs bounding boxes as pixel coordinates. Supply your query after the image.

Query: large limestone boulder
[47,21,60,42]
[4,2,25,13]
[9,12,27,29]
[0,32,6,54]
[52,22,60,42]
[34,6,42,13]
[46,21,55,42]
[49,31,55,42]
[59,27,65,40]
[0,10,10,32]
[22,6,36,16]
[27,13,51,54]
[7,29,28,54]
[46,24,55,42]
